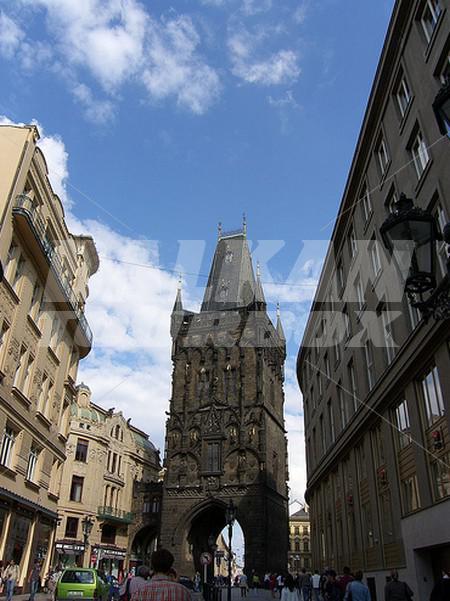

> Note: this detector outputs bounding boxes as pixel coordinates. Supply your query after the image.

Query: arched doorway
[130,527,158,570]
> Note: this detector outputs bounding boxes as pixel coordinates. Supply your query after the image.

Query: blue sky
[0,0,395,503]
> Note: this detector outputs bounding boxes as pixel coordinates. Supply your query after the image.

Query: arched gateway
[160,226,289,577]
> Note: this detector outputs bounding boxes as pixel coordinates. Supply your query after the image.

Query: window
[409,129,430,179]
[26,446,39,482]
[355,277,365,311]
[434,201,448,277]
[348,227,357,259]
[70,475,84,502]
[338,383,348,429]
[348,360,358,413]
[380,307,395,365]
[431,454,450,500]
[385,186,398,214]
[333,332,341,365]
[0,427,15,468]
[294,541,300,552]
[328,401,335,444]
[75,439,88,462]
[61,571,94,585]
[101,525,116,545]
[360,182,372,223]
[420,366,445,426]
[337,261,344,296]
[206,442,221,472]
[65,517,79,538]
[369,237,382,278]
[438,49,450,84]
[364,340,375,391]
[23,354,35,396]
[13,346,27,389]
[324,353,330,381]
[294,526,300,535]
[395,73,412,117]
[29,282,43,321]
[394,400,411,449]
[420,0,442,44]
[376,136,390,176]
[402,475,420,512]
[12,254,25,292]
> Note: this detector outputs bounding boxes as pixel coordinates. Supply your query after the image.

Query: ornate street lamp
[225,500,236,601]
[81,516,94,567]
[433,77,450,136]
[380,194,450,321]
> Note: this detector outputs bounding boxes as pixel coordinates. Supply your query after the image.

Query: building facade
[160,227,289,578]
[297,1,450,600]
[55,384,161,575]
[0,124,98,590]
[288,507,311,574]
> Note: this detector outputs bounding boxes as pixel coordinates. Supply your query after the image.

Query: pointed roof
[201,229,259,312]
[255,262,266,308]
[276,303,285,340]
[172,277,183,312]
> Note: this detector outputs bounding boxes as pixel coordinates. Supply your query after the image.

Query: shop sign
[56,543,85,554]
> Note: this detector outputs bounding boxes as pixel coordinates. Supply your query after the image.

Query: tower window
[206,442,221,473]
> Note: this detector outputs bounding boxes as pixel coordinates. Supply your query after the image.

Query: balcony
[13,194,93,353]
[97,506,134,524]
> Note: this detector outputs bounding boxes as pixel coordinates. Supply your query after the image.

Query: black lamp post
[225,500,236,601]
[380,194,450,321]
[433,77,450,136]
[81,516,94,567]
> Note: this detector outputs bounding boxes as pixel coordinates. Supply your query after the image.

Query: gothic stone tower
[160,227,289,576]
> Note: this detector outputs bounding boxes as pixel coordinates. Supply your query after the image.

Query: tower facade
[160,228,289,577]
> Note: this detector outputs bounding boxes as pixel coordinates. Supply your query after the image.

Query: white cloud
[142,15,221,114]
[293,1,309,25]
[0,12,24,58]
[2,1,221,117]
[228,25,300,86]
[241,0,272,16]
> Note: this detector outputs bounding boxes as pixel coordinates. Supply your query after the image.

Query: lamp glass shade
[380,204,437,294]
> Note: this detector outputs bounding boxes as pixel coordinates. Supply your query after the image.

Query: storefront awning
[0,486,58,520]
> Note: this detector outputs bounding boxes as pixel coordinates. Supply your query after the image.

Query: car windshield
[61,571,95,584]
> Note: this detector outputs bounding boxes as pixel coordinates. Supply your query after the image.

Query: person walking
[384,570,413,601]
[131,550,191,601]
[324,571,340,601]
[344,571,370,601]
[301,572,312,601]
[311,571,321,601]
[28,560,41,601]
[3,560,20,601]
[239,573,248,598]
[270,574,277,598]
[338,568,353,598]
[430,570,450,601]
[281,575,299,601]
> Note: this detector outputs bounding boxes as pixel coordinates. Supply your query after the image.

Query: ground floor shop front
[0,487,57,592]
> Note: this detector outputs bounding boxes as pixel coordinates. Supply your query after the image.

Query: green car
[56,568,110,601]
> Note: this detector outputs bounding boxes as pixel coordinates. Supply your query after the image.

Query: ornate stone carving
[202,404,222,434]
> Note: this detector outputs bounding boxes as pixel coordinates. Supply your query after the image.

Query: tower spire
[243,212,247,238]
[173,275,183,312]
[276,302,285,340]
[255,261,266,309]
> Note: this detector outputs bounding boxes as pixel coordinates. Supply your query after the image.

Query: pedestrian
[277,574,285,597]
[131,550,191,601]
[194,572,201,593]
[281,575,299,601]
[430,569,450,601]
[239,574,248,598]
[252,573,260,590]
[28,560,41,601]
[270,574,277,598]
[122,565,150,600]
[264,573,271,590]
[311,571,321,601]
[48,564,63,599]
[384,570,413,601]
[3,560,20,601]
[344,571,370,601]
[324,571,340,601]
[337,567,353,597]
[301,572,312,601]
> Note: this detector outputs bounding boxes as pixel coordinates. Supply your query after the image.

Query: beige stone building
[288,507,311,574]
[55,384,161,576]
[0,124,98,589]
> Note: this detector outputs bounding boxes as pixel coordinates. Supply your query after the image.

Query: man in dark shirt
[384,571,413,601]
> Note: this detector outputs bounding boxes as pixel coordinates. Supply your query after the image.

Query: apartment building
[288,507,311,573]
[0,124,98,589]
[297,1,450,599]
[55,385,161,575]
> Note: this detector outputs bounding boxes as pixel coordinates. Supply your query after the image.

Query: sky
[0,0,395,506]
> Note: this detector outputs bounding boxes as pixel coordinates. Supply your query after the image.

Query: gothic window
[248,425,257,444]
[224,366,238,400]
[206,442,221,473]
[197,367,210,400]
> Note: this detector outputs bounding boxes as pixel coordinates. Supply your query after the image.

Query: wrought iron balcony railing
[97,506,134,524]
[13,194,93,346]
